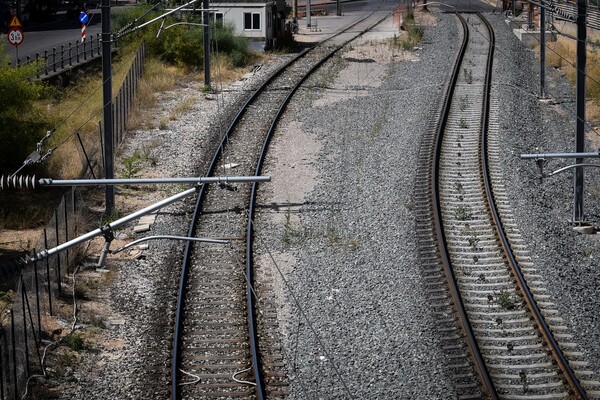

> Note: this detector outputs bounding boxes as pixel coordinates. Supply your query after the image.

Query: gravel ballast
[52,10,600,399]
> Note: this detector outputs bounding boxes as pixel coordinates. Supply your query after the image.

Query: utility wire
[467,12,600,140]
[249,217,355,399]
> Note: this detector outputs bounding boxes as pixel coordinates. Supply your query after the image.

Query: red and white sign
[7,28,24,47]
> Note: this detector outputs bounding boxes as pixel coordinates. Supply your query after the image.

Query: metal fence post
[64,197,69,268]
[20,287,30,378]
[54,211,61,296]
[0,342,4,400]
[33,254,42,336]
[43,229,52,316]
[61,45,64,70]
[52,47,56,73]
[35,53,39,78]
[10,310,17,400]
[83,40,87,61]
[44,50,48,75]
[68,42,72,67]
[76,40,80,64]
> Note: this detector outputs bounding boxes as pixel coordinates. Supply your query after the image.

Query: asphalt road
[3,11,102,64]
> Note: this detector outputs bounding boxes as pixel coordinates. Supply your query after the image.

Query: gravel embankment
[489,14,600,380]
[255,14,461,398]
[56,58,294,399]
[56,11,600,399]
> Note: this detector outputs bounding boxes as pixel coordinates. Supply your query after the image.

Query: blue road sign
[79,12,89,24]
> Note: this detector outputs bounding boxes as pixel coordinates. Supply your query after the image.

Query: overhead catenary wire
[465,9,600,142]
[249,218,355,399]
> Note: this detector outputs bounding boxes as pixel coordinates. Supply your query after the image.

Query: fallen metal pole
[110,235,229,254]
[520,152,600,159]
[1,175,271,190]
[31,186,200,262]
[550,163,600,176]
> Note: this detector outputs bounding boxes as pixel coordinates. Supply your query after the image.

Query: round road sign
[79,12,89,24]
[7,28,24,47]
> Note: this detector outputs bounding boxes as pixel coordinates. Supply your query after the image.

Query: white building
[209,0,287,49]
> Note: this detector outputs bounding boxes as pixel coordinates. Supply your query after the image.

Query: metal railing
[11,34,103,80]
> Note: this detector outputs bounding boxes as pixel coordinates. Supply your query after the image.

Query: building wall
[211,2,273,40]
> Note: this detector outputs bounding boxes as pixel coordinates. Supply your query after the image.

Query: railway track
[170,9,390,399]
[417,12,600,399]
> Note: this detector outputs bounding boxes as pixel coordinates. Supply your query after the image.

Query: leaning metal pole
[30,186,199,262]
[101,0,115,214]
[574,0,586,222]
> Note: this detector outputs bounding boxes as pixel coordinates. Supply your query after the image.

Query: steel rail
[244,11,391,399]
[171,47,308,400]
[171,10,389,399]
[431,12,498,399]
[477,13,589,400]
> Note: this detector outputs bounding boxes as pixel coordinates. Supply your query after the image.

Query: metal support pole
[203,0,210,88]
[574,0,586,222]
[540,0,546,98]
[336,0,341,16]
[293,0,297,22]
[307,0,311,27]
[102,0,115,214]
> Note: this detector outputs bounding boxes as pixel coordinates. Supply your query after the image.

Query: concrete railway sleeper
[424,11,600,399]
[171,6,391,399]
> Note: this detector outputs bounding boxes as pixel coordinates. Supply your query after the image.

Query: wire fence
[112,43,145,146]
[0,188,79,400]
[0,42,146,399]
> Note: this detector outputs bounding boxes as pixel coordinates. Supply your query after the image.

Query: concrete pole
[101,0,114,214]
[307,0,311,27]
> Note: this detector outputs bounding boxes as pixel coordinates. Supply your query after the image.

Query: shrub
[113,5,253,69]
[0,42,49,174]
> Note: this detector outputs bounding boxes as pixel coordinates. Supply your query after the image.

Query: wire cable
[249,217,355,399]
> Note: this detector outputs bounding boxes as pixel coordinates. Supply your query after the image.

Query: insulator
[0,175,37,190]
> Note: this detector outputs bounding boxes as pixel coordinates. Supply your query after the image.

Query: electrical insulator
[0,175,37,190]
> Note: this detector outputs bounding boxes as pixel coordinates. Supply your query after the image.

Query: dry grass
[126,58,184,130]
[541,25,600,123]
[169,97,197,121]
[42,44,184,179]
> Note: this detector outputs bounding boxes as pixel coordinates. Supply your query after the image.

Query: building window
[209,12,224,27]
[244,12,260,30]
[215,12,224,27]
